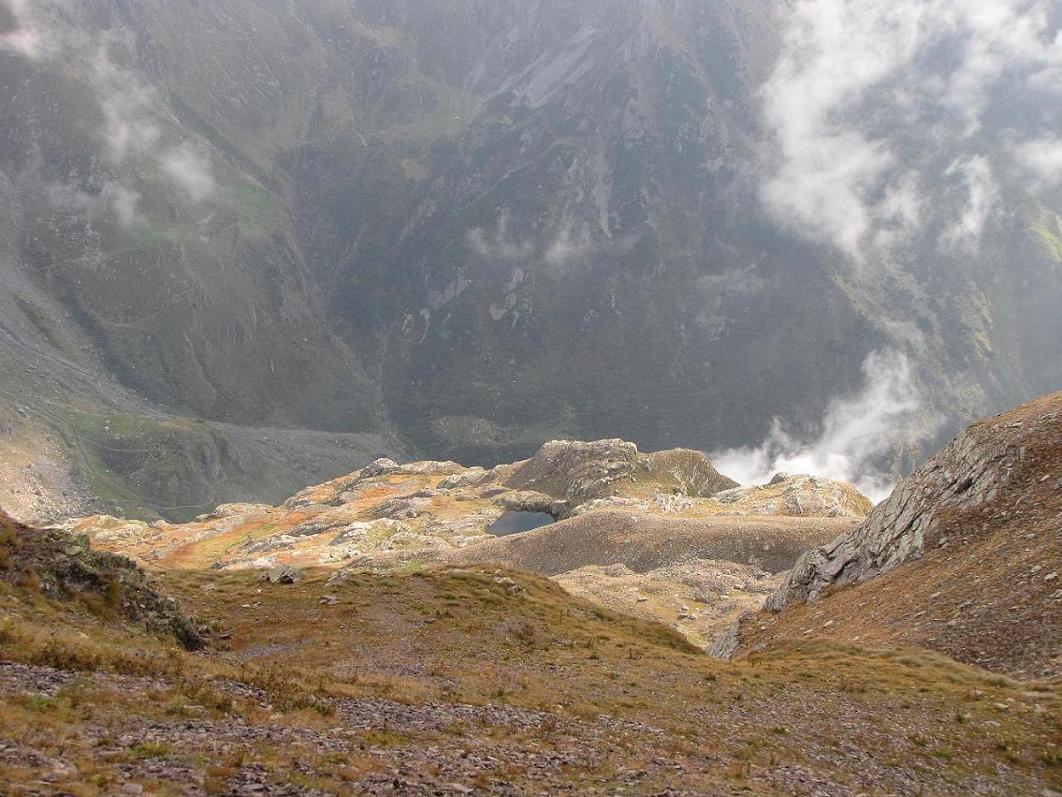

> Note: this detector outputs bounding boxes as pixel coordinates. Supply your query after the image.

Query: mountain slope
[0,1,406,521]
[726,391,1062,679]
[0,514,1058,795]
[1,0,1060,518]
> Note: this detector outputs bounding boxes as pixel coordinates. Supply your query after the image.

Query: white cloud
[0,0,45,59]
[4,8,218,207]
[469,214,599,268]
[761,0,1062,261]
[759,0,928,260]
[1013,135,1062,190]
[544,222,594,266]
[105,183,143,227]
[941,155,1000,251]
[1,7,160,165]
[468,213,535,261]
[940,2,1057,134]
[93,42,162,164]
[159,143,216,203]
[46,180,143,228]
[712,350,937,503]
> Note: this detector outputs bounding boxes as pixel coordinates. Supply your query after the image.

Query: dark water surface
[487,511,555,536]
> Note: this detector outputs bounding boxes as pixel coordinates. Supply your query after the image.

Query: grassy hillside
[0,531,1057,794]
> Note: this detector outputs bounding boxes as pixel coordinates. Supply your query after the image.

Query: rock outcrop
[565,472,871,522]
[730,392,1061,678]
[712,474,872,519]
[264,564,305,585]
[73,438,754,574]
[504,440,737,503]
[0,510,203,650]
[767,392,1062,611]
[67,437,864,646]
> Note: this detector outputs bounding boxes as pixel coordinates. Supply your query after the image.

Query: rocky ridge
[769,392,1061,610]
[722,391,1062,678]
[67,439,867,644]
[0,510,202,650]
[500,440,739,504]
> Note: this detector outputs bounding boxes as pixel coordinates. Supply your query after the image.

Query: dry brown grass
[738,392,1062,681]
[0,553,1057,795]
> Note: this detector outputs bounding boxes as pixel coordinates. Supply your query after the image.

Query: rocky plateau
[69,439,866,646]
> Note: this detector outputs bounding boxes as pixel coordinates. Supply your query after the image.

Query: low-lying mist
[712,351,937,503]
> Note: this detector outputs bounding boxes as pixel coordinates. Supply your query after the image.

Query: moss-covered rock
[0,510,203,650]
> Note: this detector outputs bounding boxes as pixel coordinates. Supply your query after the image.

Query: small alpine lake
[487,511,555,536]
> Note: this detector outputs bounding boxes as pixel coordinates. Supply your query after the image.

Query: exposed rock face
[503,440,640,500]
[284,459,466,509]
[728,392,1062,678]
[705,620,742,660]
[565,472,871,522]
[198,504,274,521]
[712,475,873,519]
[645,449,745,499]
[0,510,202,649]
[504,441,737,503]
[74,438,750,573]
[495,491,568,517]
[767,393,1062,611]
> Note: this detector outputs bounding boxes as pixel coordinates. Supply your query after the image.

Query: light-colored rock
[289,518,343,538]
[242,535,297,554]
[359,458,401,478]
[437,468,489,489]
[370,498,420,520]
[495,490,557,514]
[712,475,872,519]
[767,399,1058,611]
[197,503,272,521]
[504,440,737,504]
[264,564,304,584]
[706,620,741,659]
[330,523,373,547]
